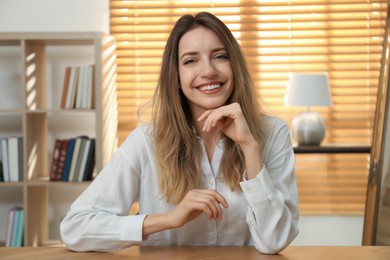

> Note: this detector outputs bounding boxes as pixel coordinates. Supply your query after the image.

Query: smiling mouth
[197,83,222,91]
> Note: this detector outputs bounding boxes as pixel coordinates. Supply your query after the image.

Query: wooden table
[1,246,389,260]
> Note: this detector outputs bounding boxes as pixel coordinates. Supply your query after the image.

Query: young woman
[60,12,299,254]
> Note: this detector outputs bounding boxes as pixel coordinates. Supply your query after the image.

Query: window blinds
[110,0,389,214]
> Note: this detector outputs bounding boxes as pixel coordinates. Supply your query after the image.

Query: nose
[200,60,217,77]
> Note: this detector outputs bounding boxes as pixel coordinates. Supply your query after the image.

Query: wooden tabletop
[1,246,389,260]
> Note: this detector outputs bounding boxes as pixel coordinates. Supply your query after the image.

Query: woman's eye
[214,53,229,60]
[183,58,196,65]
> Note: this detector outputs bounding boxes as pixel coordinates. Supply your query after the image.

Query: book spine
[83,138,95,181]
[17,137,23,182]
[61,138,75,182]
[50,139,62,181]
[66,67,80,109]
[60,67,71,109]
[86,65,94,109]
[8,137,19,182]
[73,138,86,181]
[90,65,95,109]
[68,137,82,182]
[0,161,3,182]
[15,208,24,247]
[76,66,86,109]
[5,207,15,247]
[1,138,10,182]
[56,139,69,181]
[78,138,91,181]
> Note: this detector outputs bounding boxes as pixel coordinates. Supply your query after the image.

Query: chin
[204,102,226,110]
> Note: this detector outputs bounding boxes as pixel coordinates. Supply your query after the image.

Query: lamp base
[292,111,326,146]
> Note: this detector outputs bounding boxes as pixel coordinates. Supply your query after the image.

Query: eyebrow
[180,47,227,60]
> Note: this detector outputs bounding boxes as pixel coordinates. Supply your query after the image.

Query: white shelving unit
[0,32,118,246]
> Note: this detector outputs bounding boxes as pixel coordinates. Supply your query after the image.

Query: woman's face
[178,26,234,118]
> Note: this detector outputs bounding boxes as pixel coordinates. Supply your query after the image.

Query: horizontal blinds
[296,153,370,214]
[110,0,389,215]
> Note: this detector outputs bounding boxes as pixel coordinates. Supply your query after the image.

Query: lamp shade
[285,72,332,107]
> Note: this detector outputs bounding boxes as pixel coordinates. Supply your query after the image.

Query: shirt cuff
[239,166,275,205]
[120,214,147,243]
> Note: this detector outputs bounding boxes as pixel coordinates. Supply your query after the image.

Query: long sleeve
[60,127,148,252]
[60,119,299,252]
[239,117,299,254]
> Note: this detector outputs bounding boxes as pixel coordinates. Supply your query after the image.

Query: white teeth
[198,84,221,91]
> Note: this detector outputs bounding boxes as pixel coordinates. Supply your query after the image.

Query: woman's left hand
[197,102,254,146]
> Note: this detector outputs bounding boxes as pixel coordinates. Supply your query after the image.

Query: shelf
[0,182,24,187]
[0,32,118,247]
[293,144,371,154]
[0,109,24,113]
[26,180,91,187]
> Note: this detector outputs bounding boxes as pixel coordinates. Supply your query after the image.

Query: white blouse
[60,116,299,254]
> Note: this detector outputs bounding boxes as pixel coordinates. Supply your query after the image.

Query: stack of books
[50,136,95,182]
[5,206,24,247]
[60,65,95,109]
[0,136,23,182]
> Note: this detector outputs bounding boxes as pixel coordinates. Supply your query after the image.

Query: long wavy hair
[149,12,266,204]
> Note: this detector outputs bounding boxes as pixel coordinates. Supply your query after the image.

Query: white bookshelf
[0,32,118,246]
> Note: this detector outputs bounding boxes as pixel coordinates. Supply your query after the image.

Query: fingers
[198,103,241,132]
[170,189,229,228]
[187,190,229,220]
[197,110,217,132]
[197,109,212,123]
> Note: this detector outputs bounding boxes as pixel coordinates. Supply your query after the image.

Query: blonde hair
[148,12,266,204]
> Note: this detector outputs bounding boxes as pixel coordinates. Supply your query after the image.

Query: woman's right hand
[166,189,229,228]
[142,189,228,237]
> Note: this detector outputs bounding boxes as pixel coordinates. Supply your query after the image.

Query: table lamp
[285,72,332,146]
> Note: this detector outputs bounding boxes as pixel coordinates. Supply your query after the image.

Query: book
[5,206,23,247]
[7,207,23,247]
[68,137,82,182]
[61,138,75,181]
[56,139,69,181]
[5,207,16,247]
[17,137,23,181]
[8,137,20,182]
[85,65,94,109]
[70,136,89,181]
[73,137,87,181]
[90,65,95,109]
[14,207,24,247]
[78,138,91,181]
[76,66,87,109]
[65,67,79,109]
[0,141,3,182]
[49,139,62,181]
[1,137,10,182]
[0,161,3,182]
[83,138,95,181]
[60,67,71,108]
